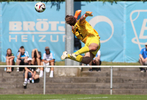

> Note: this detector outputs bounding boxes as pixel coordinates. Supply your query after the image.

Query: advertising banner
[1,2,147,62]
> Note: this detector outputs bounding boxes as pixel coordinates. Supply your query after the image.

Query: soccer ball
[35,2,46,13]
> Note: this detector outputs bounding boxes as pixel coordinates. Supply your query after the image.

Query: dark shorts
[92,60,101,65]
[20,59,25,65]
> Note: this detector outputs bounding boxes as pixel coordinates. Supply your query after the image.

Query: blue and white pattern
[1,2,147,62]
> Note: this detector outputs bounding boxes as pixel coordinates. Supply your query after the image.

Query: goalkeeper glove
[74,10,81,19]
[84,11,93,18]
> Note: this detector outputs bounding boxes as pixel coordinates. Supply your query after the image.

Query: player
[61,10,100,64]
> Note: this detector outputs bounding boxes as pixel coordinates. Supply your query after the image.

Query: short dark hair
[38,51,41,58]
[65,15,76,26]
[20,46,24,49]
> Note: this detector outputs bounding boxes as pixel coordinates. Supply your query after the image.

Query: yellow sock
[74,46,89,55]
[67,54,71,58]
[75,55,83,62]
[67,54,83,62]
[67,54,75,60]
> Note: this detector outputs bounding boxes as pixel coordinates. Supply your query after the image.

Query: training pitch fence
[0,65,145,95]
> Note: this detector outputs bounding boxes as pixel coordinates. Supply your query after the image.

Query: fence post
[110,66,113,95]
[43,65,46,95]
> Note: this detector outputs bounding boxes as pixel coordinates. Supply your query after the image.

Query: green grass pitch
[0,94,147,100]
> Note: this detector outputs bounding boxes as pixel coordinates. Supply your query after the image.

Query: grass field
[0,94,147,100]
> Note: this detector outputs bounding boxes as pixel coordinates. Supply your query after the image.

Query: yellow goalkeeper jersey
[72,19,99,43]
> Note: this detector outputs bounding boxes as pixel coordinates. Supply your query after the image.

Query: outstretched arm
[79,11,93,23]
[74,10,81,19]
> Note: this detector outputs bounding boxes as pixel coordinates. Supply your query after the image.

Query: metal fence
[0,65,144,95]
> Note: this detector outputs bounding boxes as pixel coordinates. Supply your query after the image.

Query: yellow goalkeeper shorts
[85,36,100,56]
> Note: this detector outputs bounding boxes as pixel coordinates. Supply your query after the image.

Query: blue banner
[82,2,125,62]
[1,1,147,62]
[2,2,65,62]
[125,2,147,62]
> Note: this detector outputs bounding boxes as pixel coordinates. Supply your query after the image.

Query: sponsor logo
[9,19,65,42]
[89,16,114,43]
[130,10,147,50]
[9,16,114,43]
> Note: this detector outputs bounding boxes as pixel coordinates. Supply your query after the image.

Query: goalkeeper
[61,10,100,64]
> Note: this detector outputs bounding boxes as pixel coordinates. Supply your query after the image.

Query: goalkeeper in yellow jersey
[61,10,100,64]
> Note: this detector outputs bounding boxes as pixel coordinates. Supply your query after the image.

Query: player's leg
[61,51,95,64]
[61,40,99,59]
[69,39,100,63]
[74,35,99,55]
[74,43,98,55]
[61,51,83,62]
[81,52,95,64]
[61,45,99,63]
[61,36,100,63]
